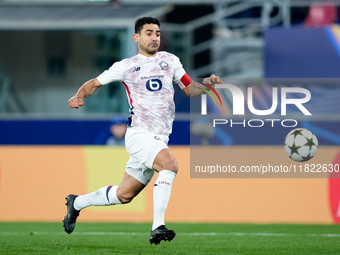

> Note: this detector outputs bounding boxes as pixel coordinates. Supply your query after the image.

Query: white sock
[152,170,176,230]
[73,185,121,211]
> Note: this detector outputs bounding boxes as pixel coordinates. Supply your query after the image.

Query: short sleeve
[172,55,187,87]
[96,61,124,85]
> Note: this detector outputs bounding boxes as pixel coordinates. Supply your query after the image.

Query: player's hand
[68,96,84,109]
[202,74,223,90]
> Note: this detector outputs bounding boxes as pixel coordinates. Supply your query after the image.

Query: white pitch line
[0,232,340,238]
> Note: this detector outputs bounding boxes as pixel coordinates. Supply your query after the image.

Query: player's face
[135,24,160,56]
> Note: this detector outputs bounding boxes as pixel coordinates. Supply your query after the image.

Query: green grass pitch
[1,222,340,254]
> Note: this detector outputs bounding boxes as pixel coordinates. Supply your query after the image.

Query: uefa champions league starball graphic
[284,128,318,162]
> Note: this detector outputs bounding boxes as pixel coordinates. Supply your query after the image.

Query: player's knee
[164,159,178,174]
[116,191,135,204]
[117,193,134,204]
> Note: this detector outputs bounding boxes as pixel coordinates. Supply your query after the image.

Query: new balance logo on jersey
[133,67,141,72]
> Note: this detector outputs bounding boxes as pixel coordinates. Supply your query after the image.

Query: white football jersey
[96,51,190,135]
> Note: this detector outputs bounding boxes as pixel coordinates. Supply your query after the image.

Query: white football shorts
[124,126,169,185]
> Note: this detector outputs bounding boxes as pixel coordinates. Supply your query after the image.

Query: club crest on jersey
[159,61,169,70]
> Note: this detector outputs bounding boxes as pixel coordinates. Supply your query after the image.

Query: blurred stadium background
[0,0,340,227]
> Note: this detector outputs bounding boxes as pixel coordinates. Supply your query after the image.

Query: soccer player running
[64,17,223,245]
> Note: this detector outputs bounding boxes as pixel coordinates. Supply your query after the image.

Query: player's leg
[149,147,178,245]
[74,173,146,208]
[116,172,146,204]
[63,187,117,235]
[124,126,177,244]
[63,172,146,234]
[151,147,178,229]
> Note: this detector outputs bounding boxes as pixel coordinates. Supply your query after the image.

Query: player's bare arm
[68,78,102,108]
[183,74,223,98]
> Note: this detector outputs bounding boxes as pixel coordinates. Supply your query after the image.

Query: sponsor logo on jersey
[146,79,162,92]
[141,74,164,80]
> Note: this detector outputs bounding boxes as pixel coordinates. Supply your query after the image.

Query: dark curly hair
[135,17,160,34]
